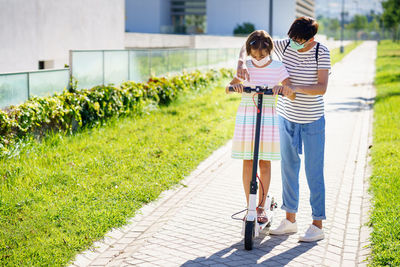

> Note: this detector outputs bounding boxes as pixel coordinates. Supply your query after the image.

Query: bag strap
[283,40,320,67]
[315,42,320,67]
[282,39,290,57]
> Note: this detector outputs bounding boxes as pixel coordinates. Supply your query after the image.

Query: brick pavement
[69,41,376,267]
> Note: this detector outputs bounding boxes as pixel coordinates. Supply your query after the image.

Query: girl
[226,30,294,223]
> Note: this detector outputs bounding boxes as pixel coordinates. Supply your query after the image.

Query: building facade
[125,0,207,34]
[207,0,315,37]
[0,0,125,73]
[0,0,316,73]
[125,0,315,37]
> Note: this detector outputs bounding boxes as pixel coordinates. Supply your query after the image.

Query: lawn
[330,41,361,65]
[0,81,242,266]
[0,41,360,266]
[369,40,400,266]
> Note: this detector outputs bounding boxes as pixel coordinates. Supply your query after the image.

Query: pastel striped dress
[232,59,289,161]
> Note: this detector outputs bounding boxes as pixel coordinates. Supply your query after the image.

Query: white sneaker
[299,224,325,242]
[269,219,298,235]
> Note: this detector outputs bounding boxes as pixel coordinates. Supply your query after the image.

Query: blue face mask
[290,39,307,51]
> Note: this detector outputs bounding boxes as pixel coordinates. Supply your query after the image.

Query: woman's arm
[237,45,250,81]
[286,69,329,95]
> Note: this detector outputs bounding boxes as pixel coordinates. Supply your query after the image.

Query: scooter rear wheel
[244,220,255,250]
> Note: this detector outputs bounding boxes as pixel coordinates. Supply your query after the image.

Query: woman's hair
[288,16,319,41]
[245,30,274,56]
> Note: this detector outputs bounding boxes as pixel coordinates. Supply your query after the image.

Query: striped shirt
[273,39,331,124]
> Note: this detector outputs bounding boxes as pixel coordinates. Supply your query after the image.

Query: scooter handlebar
[228,85,282,95]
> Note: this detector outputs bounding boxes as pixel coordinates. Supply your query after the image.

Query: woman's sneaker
[269,219,298,235]
[299,224,324,242]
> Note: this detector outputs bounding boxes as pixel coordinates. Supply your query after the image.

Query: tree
[382,0,400,41]
[328,18,341,33]
[349,15,368,31]
[316,16,341,39]
[368,17,380,33]
[233,22,255,35]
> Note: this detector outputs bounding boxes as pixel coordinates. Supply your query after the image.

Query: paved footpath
[70,41,376,267]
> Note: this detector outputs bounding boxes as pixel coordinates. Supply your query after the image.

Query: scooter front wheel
[244,220,255,250]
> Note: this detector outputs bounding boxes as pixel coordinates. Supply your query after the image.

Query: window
[38,60,54,70]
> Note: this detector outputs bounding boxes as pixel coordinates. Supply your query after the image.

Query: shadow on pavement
[181,233,317,266]
[326,96,375,113]
[259,242,318,266]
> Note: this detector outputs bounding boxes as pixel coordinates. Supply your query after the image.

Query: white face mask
[251,56,270,66]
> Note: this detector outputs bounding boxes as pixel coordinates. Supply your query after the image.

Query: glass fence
[0,48,240,109]
[71,48,240,90]
[0,69,69,109]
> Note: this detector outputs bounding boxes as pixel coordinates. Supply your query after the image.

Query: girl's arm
[225,77,244,94]
[285,69,329,95]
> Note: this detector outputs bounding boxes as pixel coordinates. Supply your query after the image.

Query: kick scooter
[229,85,278,250]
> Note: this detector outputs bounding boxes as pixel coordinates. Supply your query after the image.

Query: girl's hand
[272,85,283,96]
[231,83,244,93]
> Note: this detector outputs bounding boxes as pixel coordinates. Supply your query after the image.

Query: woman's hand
[273,85,296,100]
[283,85,296,96]
[237,60,250,81]
[273,85,284,96]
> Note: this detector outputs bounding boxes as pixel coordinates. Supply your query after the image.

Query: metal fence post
[182,50,185,71]
[195,50,198,69]
[149,50,152,79]
[128,50,131,81]
[102,51,105,86]
[27,72,30,100]
[68,50,73,91]
[167,49,170,73]
[207,49,209,70]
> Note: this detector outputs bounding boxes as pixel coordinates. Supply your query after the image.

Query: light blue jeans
[278,115,326,220]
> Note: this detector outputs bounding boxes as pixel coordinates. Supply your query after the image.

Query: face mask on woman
[251,56,270,66]
[290,39,307,51]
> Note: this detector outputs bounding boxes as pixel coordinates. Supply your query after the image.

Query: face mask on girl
[290,39,307,51]
[251,56,270,66]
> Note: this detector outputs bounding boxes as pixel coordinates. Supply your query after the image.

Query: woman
[236,16,331,242]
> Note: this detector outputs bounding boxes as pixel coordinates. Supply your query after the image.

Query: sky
[315,0,383,19]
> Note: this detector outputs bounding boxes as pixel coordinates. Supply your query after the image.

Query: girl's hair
[288,16,319,41]
[245,30,274,56]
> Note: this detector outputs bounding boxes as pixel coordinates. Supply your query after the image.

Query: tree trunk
[397,25,400,43]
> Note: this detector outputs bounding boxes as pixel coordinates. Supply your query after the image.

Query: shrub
[0,69,234,155]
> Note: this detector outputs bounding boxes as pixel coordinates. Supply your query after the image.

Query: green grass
[369,40,400,266]
[0,82,241,266]
[330,41,361,65]
[0,42,359,266]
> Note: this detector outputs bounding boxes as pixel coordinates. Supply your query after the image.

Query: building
[0,0,316,73]
[0,0,125,73]
[125,0,315,37]
[125,0,207,34]
[207,0,314,37]
[315,0,383,19]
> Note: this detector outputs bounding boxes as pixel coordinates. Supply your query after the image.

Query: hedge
[0,69,234,156]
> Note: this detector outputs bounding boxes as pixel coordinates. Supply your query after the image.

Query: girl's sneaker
[299,224,324,242]
[269,219,297,235]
